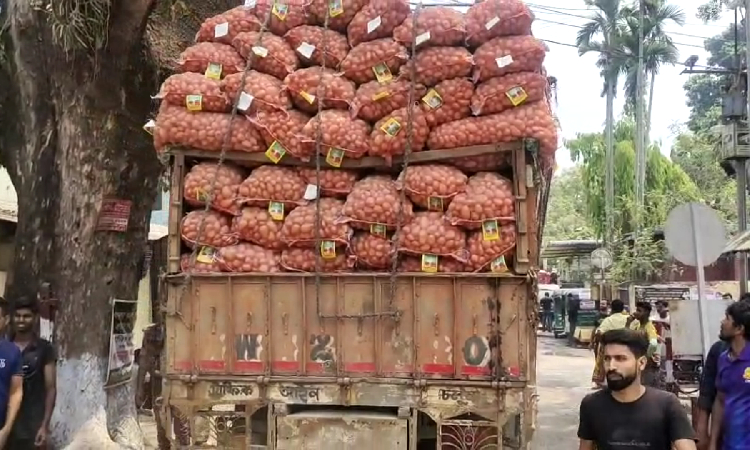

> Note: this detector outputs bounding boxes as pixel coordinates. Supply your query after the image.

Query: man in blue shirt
[710,300,750,450]
[0,298,23,449]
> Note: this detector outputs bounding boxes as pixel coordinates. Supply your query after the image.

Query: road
[532,333,593,450]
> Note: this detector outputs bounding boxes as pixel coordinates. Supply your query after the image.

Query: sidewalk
[139,412,159,449]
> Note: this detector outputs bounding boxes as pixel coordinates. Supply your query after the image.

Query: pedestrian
[695,292,750,449]
[7,298,56,450]
[590,299,629,389]
[577,328,696,450]
[540,293,553,332]
[627,301,661,387]
[0,298,23,450]
[708,300,750,450]
[567,293,580,346]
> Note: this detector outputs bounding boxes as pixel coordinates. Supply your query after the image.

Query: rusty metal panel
[379,280,415,377]
[415,278,456,378]
[269,279,305,375]
[275,411,407,450]
[303,278,339,376]
[230,280,269,374]
[194,281,230,373]
[167,283,194,373]
[340,278,378,374]
[454,280,497,379]
[498,281,526,379]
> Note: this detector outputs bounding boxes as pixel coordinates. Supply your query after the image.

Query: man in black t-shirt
[9,298,56,449]
[578,328,696,450]
[540,293,554,332]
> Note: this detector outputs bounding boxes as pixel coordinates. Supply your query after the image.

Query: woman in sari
[590,299,630,388]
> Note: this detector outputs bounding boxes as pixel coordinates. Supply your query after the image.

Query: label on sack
[142,119,155,135]
[186,95,202,111]
[321,241,336,259]
[329,0,344,17]
[197,247,217,264]
[427,196,443,211]
[214,22,229,38]
[416,31,431,46]
[485,16,500,30]
[380,118,402,137]
[490,256,509,273]
[326,148,345,167]
[205,62,222,80]
[252,46,268,58]
[482,220,500,241]
[297,42,316,59]
[237,92,254,111]
[268,201,285,221]
[496,55,514,68]
[299,91,316,104]
[372,62,393,83]
[421,254,438,273]
[244,0,257,8]
[272,2,289,20]
[303,184,319,200]
[372,90,390,101]
[265,141,287,164]
[370,223,387,238]
[421,89,443,109]
[506,86,527,106]
[367,16,382,34]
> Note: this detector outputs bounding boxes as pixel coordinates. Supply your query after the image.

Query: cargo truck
[161,140,549,449]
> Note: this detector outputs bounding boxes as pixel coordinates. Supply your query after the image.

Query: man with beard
[577,328,696,450]
[708,300,750,450]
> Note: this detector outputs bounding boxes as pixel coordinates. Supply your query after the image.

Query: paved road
[532,332,593,450]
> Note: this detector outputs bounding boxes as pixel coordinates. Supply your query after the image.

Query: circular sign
[590,247,612,269]
[664,202,727,267]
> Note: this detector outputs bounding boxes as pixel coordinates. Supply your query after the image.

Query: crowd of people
[578,295,750,450]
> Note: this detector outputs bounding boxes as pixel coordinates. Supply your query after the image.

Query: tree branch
[105,0,156,64]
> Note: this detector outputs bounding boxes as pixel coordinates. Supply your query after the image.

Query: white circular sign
[590,247,612,269]
[664,202,727,267]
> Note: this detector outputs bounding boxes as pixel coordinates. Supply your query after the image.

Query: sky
[524,0,735,169]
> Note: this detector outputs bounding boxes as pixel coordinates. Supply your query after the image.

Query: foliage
[544,166,596,244]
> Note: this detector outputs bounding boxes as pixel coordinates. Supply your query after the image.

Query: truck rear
[155,0,556,448]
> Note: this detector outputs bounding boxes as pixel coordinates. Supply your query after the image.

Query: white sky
[527,0,735,168]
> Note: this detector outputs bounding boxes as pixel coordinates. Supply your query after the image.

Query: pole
[634,0,646,243]
[690,204,711,357]
[740,0,750,295]
[605,79,615,247]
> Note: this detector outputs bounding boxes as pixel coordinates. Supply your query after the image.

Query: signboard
[97,199,132,232]
[590,248,612,269]
[105,298,138,387]
[634,286,690,303]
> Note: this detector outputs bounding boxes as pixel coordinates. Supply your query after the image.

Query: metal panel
[669,298,731,358]
[275,411,407,450]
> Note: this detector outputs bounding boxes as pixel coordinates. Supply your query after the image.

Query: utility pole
[605,35,615,248]
[741,0,750,294]
[634,0,646,243]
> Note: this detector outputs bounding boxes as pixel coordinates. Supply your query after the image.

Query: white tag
[244,0,256,7]
[416,31,430,46]
[297,42,316,59]
[252,46,268,57]
[496,55,514,68]
[303,184,319,200]
[485,16,499,30]
[143,119,156,133]
[237,92,254,111]
[214,22,229,38]
[367,16,382,34]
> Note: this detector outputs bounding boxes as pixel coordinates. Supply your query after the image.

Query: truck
[161,139,549,449]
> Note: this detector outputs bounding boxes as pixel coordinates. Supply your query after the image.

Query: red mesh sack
[347,0,410,46]
[284,67,356,113]
[466,225,516,273]
[341,175,414,230]
[398,256,466,273]
[465,0,534,47]
[220,71,292,114]
[396,211,468,261]
[250,109,312,161]
[398,164,467,210]
[238,165,308,208]
[297,168,358,197]
[216,243,282,273]
[472,36,546,83]
[369,107,430,165]
[307,0,368,32]
[180,210,239,248]
[351,232,393,270]
[340,38,408,84]
[284,25,350,68]
[471,72,548,116]
[446,153,512,172]
[281,197,352,247]
[231,206,285,250]
[153,104,264,153]
[183,163,245,216]
[281,248,355,272]
[195,6,263,44]
[393,7,466,48]
[180,252,222,273]
[445,172,515,229]
[399,47,473,87]
[177,43,245,78]
[232,32,299,80]
[351,79,426,122]
[299,110,371,161]
[157,73,230,112]
[420,78,473,129]
[245,1,310,36]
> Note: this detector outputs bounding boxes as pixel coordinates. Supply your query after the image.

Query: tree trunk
[645,71,656,145]
[1,1,161,447]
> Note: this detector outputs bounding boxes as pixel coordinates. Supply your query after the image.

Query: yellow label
[300,90,316,104]
[370,223,387,237]
[272,2,289,20]
[195,188,209,202]
[506,86,528,106]
[482,220,500,241]
[205,62,222,80]
[326,148,345,167]
[421,254,438,273]
[186,95,202,111]
[427,196,443,211]
[490,256,509,273]
[329,0,343,17]
[265,141,287,163]
[372,62,393,83]
[372,91,390,101]
[268,201,284,220]
[380,117,402,136]
[196,246,216,264]
[421,89,443,109]
[321,241,336,259]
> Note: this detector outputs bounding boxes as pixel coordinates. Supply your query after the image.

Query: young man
[9,298,56,449]
[0,298,23,449]
[591,300,629,388]
[709,300,750,450]
[578,328,696,450]
[540,293,553,332]
[627,301,661,387]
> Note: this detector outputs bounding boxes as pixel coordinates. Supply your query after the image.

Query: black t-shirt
[578,387,695,449]
[11,338,56,439]
[540,297,553,311]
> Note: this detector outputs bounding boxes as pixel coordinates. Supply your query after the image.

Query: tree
[0,0,235,447]
[543,167,596,245]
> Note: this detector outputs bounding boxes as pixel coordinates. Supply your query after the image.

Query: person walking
[567,293,580,346]
[540,293,554,332]
[578,328,696,450]
[627,301,661,387]
[709,300,750,450]
[0,298,23,450]
[590,300,629,389]
[8,298,56,449]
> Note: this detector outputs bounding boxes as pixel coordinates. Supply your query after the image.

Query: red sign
[97,199,132,232]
